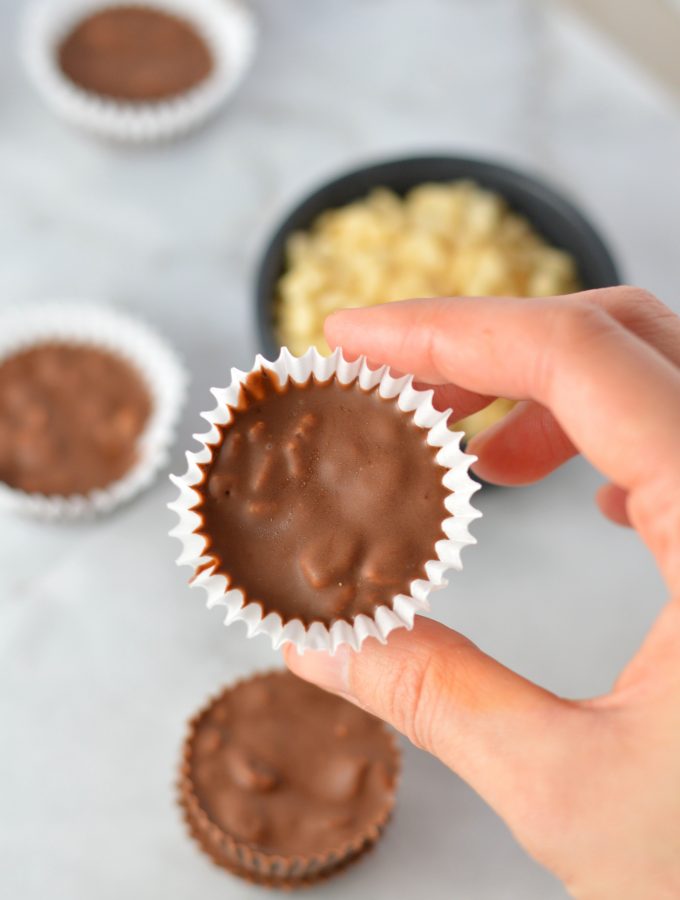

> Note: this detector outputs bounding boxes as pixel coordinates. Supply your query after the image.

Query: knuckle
[551,300,613,347]
[377,639,479,754]
[618,286,678,332]
[628,479,680,572]
[610,285,658,309]
[380,653,441,751]
[534,301,615,398]
[597,285,671,324]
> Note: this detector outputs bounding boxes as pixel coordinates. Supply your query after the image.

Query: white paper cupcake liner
[169,347,481,654]
[0,301,187,519]
[21,0,256,142]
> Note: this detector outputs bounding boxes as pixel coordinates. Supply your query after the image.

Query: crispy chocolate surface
[196,369,448,625]
[58,6,213,101]
[0,343,151,495]
[186,671,398,858]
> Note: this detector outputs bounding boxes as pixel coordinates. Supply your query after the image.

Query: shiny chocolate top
[0,342,151,495]
[58,6,213,101]
[187,671,398,856]
[196,369,448,625]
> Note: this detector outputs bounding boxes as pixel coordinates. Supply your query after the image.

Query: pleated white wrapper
[0,302,187,519]
[169,347,482,654]
[21,0,256,142]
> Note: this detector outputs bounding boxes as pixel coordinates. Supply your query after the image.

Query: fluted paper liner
[0,301,187,519]
[21,0,256,142]
[169,347,481,653]
[177,670,401,887]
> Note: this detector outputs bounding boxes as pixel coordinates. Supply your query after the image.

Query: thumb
[284,617,574,816]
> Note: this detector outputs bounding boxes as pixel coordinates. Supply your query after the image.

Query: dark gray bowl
[254,155,621,357]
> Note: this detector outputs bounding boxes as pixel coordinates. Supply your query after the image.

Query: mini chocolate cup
[169,346,482,653]
[0,302,186,519]
[177,671,401,889]
[21,0,256,142]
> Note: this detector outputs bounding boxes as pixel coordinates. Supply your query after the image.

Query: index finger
[325,296,680,585]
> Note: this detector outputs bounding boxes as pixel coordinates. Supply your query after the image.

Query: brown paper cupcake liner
[177,671,401,889]
[178,782,386,889]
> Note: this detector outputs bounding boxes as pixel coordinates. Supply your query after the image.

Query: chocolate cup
[177,672,401,889]
[21,0,256,142]
[169,348,481,653]
[0,302,186,519]
[178,785,388,888]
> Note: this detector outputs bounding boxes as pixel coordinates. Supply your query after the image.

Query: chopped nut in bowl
[255,155,620,443]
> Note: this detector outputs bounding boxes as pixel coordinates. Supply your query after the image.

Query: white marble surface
[1,1,679,898]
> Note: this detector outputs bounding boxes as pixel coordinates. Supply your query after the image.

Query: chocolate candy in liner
[178,670,401,888]
[0,343,151,496]
[58,6,213,101]
[170,347,481,652]
[21,0,256,142]
[0,302,186,519]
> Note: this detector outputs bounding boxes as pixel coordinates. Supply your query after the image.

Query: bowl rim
[254,153,622,357]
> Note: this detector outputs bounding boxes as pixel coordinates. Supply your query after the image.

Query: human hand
[284,287,680,899]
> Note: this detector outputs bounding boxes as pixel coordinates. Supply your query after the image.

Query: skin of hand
[284,287,680,899]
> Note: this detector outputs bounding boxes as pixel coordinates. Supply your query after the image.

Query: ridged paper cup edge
[0,301,187,520]
[177,670,401,885]
[168,346,482,654]
[20,0,257,143]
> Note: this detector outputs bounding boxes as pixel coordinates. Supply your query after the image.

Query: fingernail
[284,644,352,697]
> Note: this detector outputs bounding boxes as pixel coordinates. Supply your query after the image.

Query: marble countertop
[1,1,679,898]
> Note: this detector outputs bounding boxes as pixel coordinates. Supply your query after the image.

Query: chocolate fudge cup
[21,0,256,142]
[178,670,401,888]
[169,347,481,653]
[0,302,186,519]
